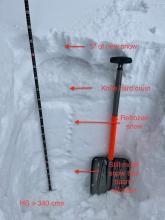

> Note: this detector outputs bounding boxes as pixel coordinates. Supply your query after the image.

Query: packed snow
[0,0,165,219]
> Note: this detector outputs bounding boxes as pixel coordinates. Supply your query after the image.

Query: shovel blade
[90,157,130,195]
[90,157,108,195]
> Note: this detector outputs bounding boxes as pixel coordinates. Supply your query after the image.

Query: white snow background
[0,0,165,219]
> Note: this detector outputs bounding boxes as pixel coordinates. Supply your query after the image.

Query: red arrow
[70,86,93,91]
[74,169,99,174]
[75,120,120,125]
[64,44,86,49]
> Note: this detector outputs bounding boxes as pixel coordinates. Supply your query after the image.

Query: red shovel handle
[108,116,118,160]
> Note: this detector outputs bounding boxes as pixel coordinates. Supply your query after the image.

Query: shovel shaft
[108,67,123,160]
[112,67,123,116]
[108,116,118,160]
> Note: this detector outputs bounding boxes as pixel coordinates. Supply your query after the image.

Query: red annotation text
[109,161,139,193]
[101,85,151,92]
[119,114,149,130]
[90,43,138,50]
[20,200,64,207]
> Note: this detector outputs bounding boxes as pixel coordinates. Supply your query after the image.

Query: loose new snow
[0,0,165,219]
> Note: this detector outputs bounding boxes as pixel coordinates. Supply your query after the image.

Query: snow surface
[0,0,165,219]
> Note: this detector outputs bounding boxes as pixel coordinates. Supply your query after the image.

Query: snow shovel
[90,56,132,195]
